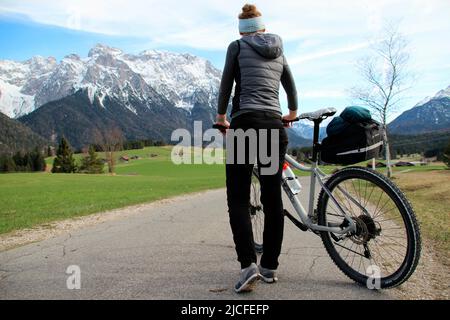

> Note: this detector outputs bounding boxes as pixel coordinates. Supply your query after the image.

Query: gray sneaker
[258,265,278,283]
[234,263,259,293]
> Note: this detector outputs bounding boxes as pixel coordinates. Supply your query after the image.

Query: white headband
[239,16,265,33]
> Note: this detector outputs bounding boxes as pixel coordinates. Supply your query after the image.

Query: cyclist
[215,4,298,293]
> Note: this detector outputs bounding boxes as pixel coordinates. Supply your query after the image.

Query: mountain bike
[214,108,421,289]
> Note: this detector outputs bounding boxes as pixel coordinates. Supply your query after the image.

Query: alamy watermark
[66,7,81,30]
[171,121,281,175]
[366,264,381,290]
[66,265,81,290]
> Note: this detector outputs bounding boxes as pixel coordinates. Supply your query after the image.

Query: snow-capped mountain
[412,85,450,108]
[291,118,330,141]
[0,44,221,118]
[0,56,57,117]
[1,44,318,148]
[388,85,450,135]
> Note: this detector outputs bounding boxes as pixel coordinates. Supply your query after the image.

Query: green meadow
[1,145,447,244]
[0,146,225,234]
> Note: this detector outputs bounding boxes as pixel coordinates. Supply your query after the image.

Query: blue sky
[0,0,449,120]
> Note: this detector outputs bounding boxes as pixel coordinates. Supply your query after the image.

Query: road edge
[0,188,226,252]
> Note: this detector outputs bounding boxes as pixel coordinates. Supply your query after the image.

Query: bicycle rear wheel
[250,168,264,254]
[317,167,421,289]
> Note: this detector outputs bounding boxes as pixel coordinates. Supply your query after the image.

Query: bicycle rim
[317,167,421,288]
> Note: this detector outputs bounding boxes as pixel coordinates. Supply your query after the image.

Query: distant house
[422,156,437,163]
[395,161,414,167]
[412,161,428,166]
[367,161,386,168]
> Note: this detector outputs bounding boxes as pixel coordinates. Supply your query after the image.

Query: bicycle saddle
[299,107,337,121]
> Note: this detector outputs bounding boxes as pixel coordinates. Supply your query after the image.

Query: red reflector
[282,162,289,170]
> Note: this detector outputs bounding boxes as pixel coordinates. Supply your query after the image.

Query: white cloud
[1,0,448,51]
[1,0,449,114]
[302,90,346,98]
[288,42,370,65]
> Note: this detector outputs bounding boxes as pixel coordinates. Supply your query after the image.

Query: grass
[0,146,225,234]
[392,170,450,262]
[2,143,449,256]
[292,159,449,265]
[44,145,174,166]
[291,160,446,177]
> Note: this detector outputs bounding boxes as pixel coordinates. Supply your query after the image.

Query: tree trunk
[110,152,115,174]
[383,126,393,177]
[106,151,114,174]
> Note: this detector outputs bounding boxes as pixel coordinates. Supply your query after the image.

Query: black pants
[226,111,288,269]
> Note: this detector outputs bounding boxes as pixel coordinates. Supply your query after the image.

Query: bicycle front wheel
[317,167,421,289]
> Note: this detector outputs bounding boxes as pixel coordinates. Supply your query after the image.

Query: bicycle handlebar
[212,117,300,131]
[212,123,228,130]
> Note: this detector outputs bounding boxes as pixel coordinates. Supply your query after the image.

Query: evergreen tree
[0,155,16,173]
[2,150,45,172]
[12,152,30,171]
[79,145,104,174]
[13,152,24,170]
[31,148,46,172]
[23,152,32,171]
[5,155,16,172]
[52,137,76,173]
[444,140,450,169]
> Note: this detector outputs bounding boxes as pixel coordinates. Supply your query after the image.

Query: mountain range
[388,86,450,135]
[0,44,221,118]
[0,44,449,152]
[0,45,223,148]
[0,44,312,149]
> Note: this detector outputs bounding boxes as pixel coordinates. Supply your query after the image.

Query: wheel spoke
[319,168,420,286]
[340,181,357,217]
[335,241,366,259]
[363,181,376,212]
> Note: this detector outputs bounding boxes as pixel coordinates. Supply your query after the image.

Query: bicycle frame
[281,118,357,235]
[283,154,356,234]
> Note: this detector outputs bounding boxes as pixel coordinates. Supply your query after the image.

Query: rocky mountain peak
[88,44,124,58]
[0,44,222,118]
[388,85,450,135]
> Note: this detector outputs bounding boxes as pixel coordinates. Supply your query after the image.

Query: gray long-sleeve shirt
[217,33,298,118]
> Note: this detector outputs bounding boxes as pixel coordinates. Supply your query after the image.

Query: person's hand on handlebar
[282,110,298,127]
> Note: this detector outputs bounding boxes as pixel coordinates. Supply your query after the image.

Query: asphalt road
[0,177,394,299]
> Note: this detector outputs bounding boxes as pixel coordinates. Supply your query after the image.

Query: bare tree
[351,25,412,177]
[94,127,124,174]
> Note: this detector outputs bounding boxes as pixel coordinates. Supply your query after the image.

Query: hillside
[388,86,450,135]
[389,129,450,157]
[0,112,48,155]
[18,89,196,149]
[3,44,322,149]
